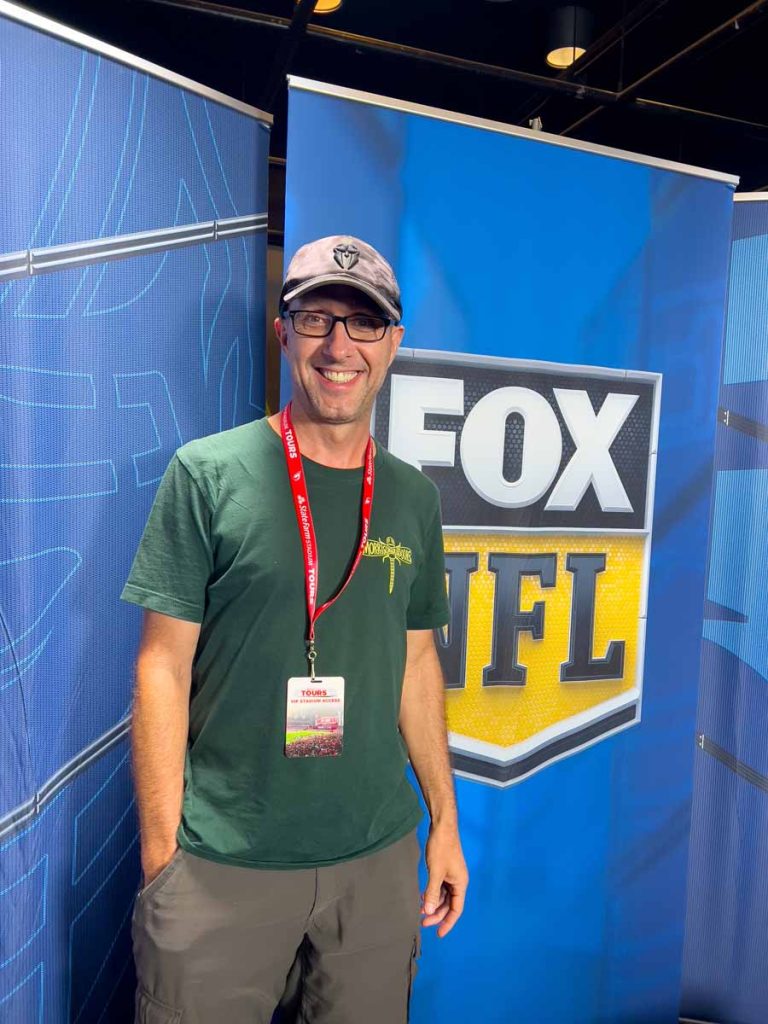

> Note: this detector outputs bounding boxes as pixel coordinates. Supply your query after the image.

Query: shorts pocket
[138,848,184,902]
[136,987,182,1023]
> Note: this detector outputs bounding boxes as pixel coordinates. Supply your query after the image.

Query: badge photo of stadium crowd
[285,709,344,758]
[286,731,344,757]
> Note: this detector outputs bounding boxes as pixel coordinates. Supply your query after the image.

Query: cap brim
[282,274,401,322]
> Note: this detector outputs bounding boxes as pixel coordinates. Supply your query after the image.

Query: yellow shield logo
[375,350,660,786]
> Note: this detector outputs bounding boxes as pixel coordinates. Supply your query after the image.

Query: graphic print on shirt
[375,349,661,788]
[363,536,413,594]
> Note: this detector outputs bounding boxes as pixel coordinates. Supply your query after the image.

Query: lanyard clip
[307,639,317,680]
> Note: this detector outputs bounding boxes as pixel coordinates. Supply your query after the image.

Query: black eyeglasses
[284,309,394,342]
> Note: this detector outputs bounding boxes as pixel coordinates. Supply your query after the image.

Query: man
[121,235,468,1024]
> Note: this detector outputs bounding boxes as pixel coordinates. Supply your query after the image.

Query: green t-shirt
[121,417,449,869]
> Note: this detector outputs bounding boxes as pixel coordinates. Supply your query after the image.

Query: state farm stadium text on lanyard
[280,402,374,675]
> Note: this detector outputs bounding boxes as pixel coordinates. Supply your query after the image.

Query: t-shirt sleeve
[120,453,213,623]
[406,495,450,630]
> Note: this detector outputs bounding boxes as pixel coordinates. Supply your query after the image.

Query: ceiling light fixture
[296,0,343,13]
[546,5,593,69]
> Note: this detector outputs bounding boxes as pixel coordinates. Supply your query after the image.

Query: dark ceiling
[20,0,768,216]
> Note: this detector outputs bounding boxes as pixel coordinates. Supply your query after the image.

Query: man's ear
[274,315,287,352]
[387,324,405,367]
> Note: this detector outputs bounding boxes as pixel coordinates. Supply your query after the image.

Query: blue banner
[0,7,269,1021]
[681,197,768,1024]
[285,79,734,1023]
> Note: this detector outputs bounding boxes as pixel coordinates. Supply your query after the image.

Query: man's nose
[322,319,354,359]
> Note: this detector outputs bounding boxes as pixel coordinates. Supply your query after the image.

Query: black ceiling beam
[136,0,290,31]
[562,0,768,136]
[138,0,768,137]
[633,96,768,134]
[259,0,315,112]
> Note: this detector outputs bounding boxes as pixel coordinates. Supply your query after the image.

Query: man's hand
[421,821,469,938]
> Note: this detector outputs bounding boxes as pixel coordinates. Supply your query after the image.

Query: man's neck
[268,409,372,469]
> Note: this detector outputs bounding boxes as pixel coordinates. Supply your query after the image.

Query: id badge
[285,676,345,758]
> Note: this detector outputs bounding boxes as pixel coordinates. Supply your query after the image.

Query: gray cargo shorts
[133,830,422,1024]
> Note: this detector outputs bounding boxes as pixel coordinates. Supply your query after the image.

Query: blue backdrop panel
[284,82,734,1023]
[681,198,768,1024]
[0,7,269,1021]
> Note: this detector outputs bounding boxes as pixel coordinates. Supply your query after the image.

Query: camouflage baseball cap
[280,235,402,322]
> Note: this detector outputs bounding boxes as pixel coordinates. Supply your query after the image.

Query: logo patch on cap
[333,243,360,271]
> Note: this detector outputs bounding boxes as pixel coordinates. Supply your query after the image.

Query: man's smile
[315,367,364,385]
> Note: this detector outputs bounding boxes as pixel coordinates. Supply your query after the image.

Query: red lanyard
[280,402,375,677]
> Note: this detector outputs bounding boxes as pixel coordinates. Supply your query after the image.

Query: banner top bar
[0,0,272,125]
[734,193,768,202]
[288,76,738,187]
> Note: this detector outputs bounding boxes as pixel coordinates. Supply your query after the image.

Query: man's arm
[132,609,201,884]
[399,628,469,938]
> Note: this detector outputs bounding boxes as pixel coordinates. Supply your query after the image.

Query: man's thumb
[423,879,441,915]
